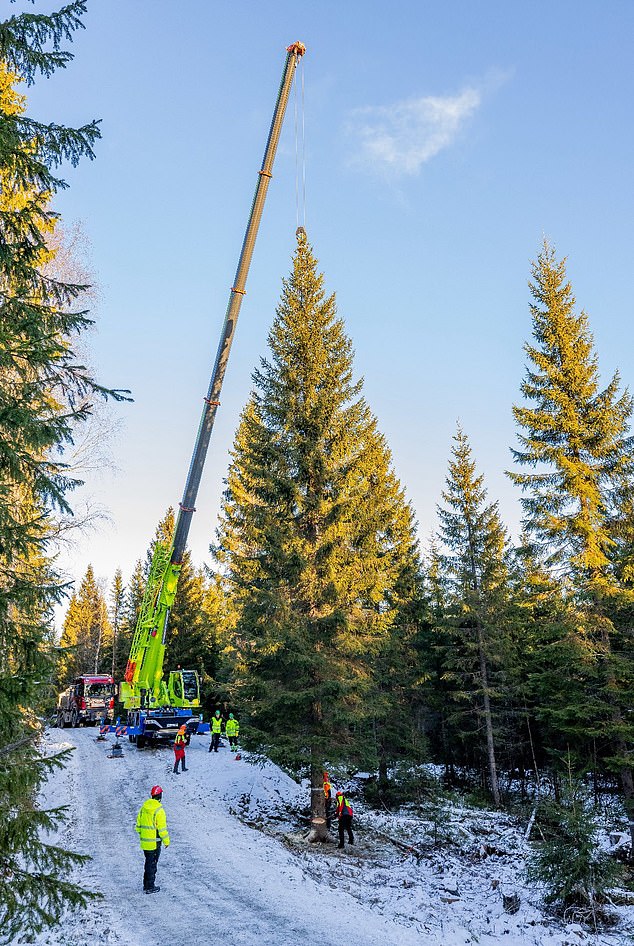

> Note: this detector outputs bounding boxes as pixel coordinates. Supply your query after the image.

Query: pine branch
[0,2,87,84]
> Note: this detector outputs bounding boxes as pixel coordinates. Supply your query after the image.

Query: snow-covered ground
[26,728,633,946]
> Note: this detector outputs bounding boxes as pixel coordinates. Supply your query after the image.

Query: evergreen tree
[435,426,514,805]
[215,232,421,839]
[0,4,122,937]
[166,558,219,686]
[370,553,428,802]
[512,542,595,783]
[58,565,111,682]
[509,242,634,580]
[108,568,125,679]
[510,242,634,845]
[113,559,145,688]
[527,764,623,917]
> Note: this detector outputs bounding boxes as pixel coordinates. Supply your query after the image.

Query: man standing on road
[335,789,354,849]
[173,723,188,774]
[135,784,170,894]
[225,712,239,750]
[209,709,223,752]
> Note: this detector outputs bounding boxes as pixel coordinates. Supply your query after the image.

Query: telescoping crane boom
[119,42,306,746]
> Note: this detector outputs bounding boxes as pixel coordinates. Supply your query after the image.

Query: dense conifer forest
[2,2,633,941]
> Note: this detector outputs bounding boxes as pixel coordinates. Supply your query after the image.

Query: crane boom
[119,42,306,734]
[172,40,306,564]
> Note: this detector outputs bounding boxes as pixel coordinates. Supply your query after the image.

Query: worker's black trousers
[143,840,161,891]
[209,733,220,752]
[338,814,354,846]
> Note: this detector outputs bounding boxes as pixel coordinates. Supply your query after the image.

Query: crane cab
[168,668,200,708]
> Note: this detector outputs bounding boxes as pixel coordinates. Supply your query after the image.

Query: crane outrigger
[120,41,306,747]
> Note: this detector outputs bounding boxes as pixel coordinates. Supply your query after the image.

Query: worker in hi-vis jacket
[135,785,170,893]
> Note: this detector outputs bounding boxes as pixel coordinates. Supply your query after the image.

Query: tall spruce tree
[510,242,634,845]
[0,3,126,937]
[215,232,420,839]
[58,565,111,682]
[419,542,457,780]
[435,426,514,806]
[108,568,125,679]
[112,558,145,686]
[370,557,428,802]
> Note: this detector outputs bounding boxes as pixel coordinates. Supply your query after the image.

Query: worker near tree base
[209,709,222,752]
[323,771,333,829]
[173,723,188,773]
[225,712,239,749]
[336,790,354,849]
[135,785,170,893]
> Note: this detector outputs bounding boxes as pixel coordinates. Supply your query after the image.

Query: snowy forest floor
[25,728,634,946]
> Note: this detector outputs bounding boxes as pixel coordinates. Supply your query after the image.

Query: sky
[10,0,634,614]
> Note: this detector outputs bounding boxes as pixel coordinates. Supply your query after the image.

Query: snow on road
[28,728,632,946]
[34,729,429,946]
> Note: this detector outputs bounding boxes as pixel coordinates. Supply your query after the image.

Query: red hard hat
[150,785,163,797]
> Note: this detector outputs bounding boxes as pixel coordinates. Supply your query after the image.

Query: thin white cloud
[348,87,481,176]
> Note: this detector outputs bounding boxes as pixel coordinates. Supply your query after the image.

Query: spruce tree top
[509,242,634,581]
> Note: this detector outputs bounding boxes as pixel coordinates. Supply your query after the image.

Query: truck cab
[57,674,115,728]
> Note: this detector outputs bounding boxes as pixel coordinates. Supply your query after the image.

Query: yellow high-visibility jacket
[211,716,223,734]
[225,718,239,737]
[135,799,170,851]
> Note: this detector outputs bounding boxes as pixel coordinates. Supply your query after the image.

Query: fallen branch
[524,805,537,842]
[369,826,426,859]
[0,731,39,758]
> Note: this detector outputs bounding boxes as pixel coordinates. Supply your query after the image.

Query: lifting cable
[294,52,306,233]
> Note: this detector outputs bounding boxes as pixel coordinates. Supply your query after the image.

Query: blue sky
[11,0,634,604]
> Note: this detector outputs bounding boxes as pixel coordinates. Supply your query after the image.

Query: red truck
[56,674,116,728]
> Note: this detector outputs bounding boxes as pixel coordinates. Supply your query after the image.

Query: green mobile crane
[119,42,306,747]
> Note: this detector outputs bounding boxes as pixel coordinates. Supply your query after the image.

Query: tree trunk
[306,757,328,842]
[618,761,634,856]
[378,756,390,804]
[597,617,634,856]
[477,622,501,807]
[465,530,501,809]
